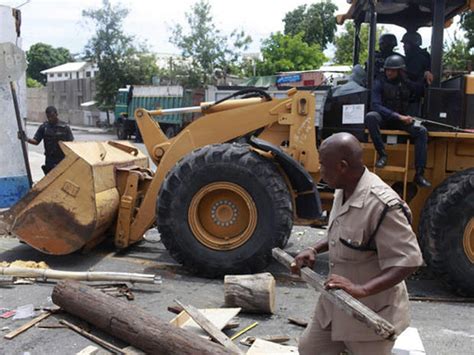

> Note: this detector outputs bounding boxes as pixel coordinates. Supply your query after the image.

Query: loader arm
[119,89,319,245]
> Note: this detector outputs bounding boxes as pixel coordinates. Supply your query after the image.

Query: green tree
[443,35,472,73]
[82,0,158,116]
[333,22,384,65]
[170,0,251,86]
[26,43,74,84]
[26,77,42,88]
[257,32,326,75]
[283,1,337,49]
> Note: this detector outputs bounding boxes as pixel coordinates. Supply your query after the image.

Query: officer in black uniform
[373,34,401,79]
[365,55,431,188]
[402,31,433,84]
[26,106,74,174]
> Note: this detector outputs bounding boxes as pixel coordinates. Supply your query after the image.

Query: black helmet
[401,31,422,46]
[384,55,406,70]
[379,34,397,48]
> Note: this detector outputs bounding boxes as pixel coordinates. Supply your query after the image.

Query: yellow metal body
[357,130,474,243]
[3,141,148,254]
[115,89,319,247]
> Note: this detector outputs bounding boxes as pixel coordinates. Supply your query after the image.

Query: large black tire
[419,168,474,296]
[157,143,293,277]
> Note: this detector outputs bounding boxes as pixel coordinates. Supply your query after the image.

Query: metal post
[367,1,378,108]
[431,0,446,88]
[353,22,361,66]
[10,82,33,188]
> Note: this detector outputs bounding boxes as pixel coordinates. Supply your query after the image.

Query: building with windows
[40,62,99,82]
[29,62,101,126]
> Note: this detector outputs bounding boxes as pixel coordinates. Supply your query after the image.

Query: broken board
[247,339,298,354]
[169,308,241,338]
[393,327,426,355]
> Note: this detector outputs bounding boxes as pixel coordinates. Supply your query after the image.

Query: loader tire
[419,168,474,296]
[157,143,293,277]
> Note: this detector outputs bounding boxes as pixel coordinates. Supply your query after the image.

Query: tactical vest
[43,122,70,162]
[381,78,410,115]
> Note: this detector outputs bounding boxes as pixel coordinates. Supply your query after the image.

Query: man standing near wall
[23,106,74,174]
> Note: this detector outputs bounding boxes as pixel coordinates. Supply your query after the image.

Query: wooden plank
[4,311,52,339]
[247,339,298,354]
[272,248,396,341]
[287,317,308,327]
[169,308,241,338]
[60,320,126,355]
[240,335,291,347]
[76,345,100,355]
[175,300,243,354]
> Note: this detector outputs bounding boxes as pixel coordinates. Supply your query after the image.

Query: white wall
[0,5,27,179]
[0,5,29,207]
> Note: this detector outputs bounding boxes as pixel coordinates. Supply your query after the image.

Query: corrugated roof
[40,62,88,74]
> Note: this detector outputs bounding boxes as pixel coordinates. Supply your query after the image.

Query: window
[58,73,62,78]
[49,73,54,78]
[86,71,91,78]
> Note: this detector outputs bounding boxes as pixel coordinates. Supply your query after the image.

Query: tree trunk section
[224,273,275,314]
[52,281,232,355]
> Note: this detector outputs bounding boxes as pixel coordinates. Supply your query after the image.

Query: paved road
[0,126,472,354]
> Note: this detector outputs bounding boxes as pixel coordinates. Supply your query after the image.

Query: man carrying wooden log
[291,132,423,355]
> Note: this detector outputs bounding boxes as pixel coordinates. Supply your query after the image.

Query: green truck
[114,85,193,139]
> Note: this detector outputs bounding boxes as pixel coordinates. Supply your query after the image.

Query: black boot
[375,154,388,168]
[415,169,431,188]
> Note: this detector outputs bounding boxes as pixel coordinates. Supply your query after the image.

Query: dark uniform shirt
[405,47,431,82]
[372,76,424,120]
[33,121,74,165]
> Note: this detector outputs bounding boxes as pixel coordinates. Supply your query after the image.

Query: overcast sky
[1,0,463,58]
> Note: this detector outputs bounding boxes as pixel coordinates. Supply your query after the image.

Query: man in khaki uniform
[292,133,423,355]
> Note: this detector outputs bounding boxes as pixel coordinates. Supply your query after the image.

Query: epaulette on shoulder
[370,185,400,208]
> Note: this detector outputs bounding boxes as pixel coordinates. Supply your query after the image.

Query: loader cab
[322,0,474,138]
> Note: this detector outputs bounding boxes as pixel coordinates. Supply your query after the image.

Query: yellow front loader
[1,88,324,276]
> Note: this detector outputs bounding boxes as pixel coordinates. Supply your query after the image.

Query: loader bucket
[2,141,148,255]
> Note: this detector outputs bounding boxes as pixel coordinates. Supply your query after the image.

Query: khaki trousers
[298,316,394,355]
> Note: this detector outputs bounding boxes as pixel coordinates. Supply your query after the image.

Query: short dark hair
[45,106,57,115]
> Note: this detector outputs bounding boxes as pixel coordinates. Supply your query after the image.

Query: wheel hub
[211,200,238,227]
[463,217,474,263]
[188,182,257,250]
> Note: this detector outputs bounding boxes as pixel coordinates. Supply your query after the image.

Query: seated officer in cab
[364,55,431,188]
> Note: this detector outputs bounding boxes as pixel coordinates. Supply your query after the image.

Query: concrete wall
[0,5,29,207]
[47,77,97,126]
[26,87,48,122]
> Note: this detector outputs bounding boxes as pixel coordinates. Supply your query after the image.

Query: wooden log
[52,281,232,355]
[272,248,397,341]
[224,273,275,314]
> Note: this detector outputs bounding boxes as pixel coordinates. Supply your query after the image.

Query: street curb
[26,121,113,134]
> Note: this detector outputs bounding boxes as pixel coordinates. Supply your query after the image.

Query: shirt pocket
[335,226,367,262]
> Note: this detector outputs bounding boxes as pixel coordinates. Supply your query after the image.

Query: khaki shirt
[315,168,423,341]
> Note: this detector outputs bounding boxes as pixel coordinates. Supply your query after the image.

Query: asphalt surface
[0,127,472,354]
